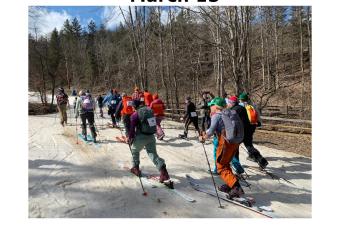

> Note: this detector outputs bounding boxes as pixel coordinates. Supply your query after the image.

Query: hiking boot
[178,133,187,139]
[130,166,141,177]
[228,181,245,199]
[218,184,231,193]
[246,153,257,162]
[159,165,170,183]
[93,137,97,143]
[258,157,268,170]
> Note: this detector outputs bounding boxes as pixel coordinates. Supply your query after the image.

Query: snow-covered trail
[28,109,311,218]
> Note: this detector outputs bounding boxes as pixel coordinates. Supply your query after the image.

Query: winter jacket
[184,101,197,120]
[75,95,96,117]
[144,91,153,107]
[150,98,165,117]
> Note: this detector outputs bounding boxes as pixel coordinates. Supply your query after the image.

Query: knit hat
[238,92,249,101]
[208,97,226,108]
[228,96,238,103]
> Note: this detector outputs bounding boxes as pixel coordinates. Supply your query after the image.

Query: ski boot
[219,181,244,199]
[159,165,170,183]
[130,165,142,177]
[178,132,188,139]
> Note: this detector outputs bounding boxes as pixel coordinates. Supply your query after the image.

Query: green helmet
[208,97,226,108]
[238,92,249,101]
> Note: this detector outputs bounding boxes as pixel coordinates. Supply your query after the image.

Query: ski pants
[122,114,131,137]
[80,111,96,138]
[201,113,211,131]
[184,117,200,135]
[156,116,165,139]
[212,135,218,173]
[58,104,67,125]
[216,131,239,189]
[130,134,165,171]
[243,125,262,157]
[108,106,117,126]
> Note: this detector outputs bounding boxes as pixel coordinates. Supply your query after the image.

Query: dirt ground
[254,130,311,157]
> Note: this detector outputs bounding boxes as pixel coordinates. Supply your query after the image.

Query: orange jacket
[150,98,165,117]
[144,91,153,107]
[121,96,134,115]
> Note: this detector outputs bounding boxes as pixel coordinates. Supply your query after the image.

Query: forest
[29,6,311,119]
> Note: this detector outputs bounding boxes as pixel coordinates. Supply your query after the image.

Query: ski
[141,173,196,203]
[186,174,273,218]
[121,164,195,203]
[115,136,126,143]
[86,135,100,148]
[77,134,100,148]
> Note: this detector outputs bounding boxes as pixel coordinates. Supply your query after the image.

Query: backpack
[245,104,258,125]
[56,93,68,105]
[137,106,157,135]
[81,95,94,111]
[221,109,244,144]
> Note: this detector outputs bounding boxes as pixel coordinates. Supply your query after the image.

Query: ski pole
[126,141,148,196]
[200,142,223,208]
[76,116,79,144]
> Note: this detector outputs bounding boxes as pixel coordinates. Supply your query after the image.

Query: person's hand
[199,135,205,143]
[180,117,184,121]
[127,138,134,145]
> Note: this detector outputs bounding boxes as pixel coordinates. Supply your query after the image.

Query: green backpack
[137,106,157,135]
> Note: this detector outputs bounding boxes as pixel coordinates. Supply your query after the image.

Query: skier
[103,89,121,128]
[115,93,134,142]
[199,97,244,198]
[127,99,171,183]
[56,87,69,127]
[96,94,104,118]
[75,90,97,143]
[198,91,215,131]
[73,97,77,114]
[238,93,268,169]
[227,96,250,175]
[143,89,153,107]
[179,96,200,139]
[132,87,144,101]
[150,93,166,140]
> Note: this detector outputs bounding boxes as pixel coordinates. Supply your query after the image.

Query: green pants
[58,104,67,125]
[131,134,165,171]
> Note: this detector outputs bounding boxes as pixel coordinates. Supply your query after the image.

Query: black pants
[122,114,131,137]
[108,107,117,126]
[243,125,261,157]
[184,117,200,135]
[80,111,96,138]
[201,113,211,131]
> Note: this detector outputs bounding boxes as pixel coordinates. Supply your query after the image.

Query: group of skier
[56,86,268,199]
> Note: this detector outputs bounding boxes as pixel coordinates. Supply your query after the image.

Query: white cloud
[29,6,71,37]
[101,6,129,30]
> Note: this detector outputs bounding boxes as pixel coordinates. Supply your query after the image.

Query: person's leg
[212,135,218,173]
[201,114,206,131]
[111,112,116,126]
[87,111,96,139]
[130,135,146,168]
[144,135,165,170]
[182,118,191,137]
[61,104,67,124]
[207,114,211,129]
[80,113,87,137]
[192,117,200,134]
[216,134,239,189]
[99,107,103,117]
[156,117,165,139]
[58,106,63,125]
[123,114,131,137]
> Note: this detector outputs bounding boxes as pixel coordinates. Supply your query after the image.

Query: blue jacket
[103,93,121,110]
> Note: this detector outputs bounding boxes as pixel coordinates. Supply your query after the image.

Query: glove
[257,121,262,127]
[180,117,184,121]
[199,136,205,143]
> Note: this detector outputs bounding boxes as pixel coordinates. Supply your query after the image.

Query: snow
[28,107,311,218]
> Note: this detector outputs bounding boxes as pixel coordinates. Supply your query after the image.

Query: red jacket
[150,98,165,117]
[144,91,153,107]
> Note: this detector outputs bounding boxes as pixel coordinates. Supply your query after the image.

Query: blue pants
[212,136,218,173]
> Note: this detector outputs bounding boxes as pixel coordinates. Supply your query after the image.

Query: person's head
[208,97,226,113]
[134,87,139,92]
[79,90,85,96]
[222,92,228,99]
[144,89,148,93]
[227,96,238,108]
[238,92,249,102]
[132,99,142,109]
[153,93,159,100]
[86,89,90,94]
[202,92,207,99]
[58,87,64,93]
[185,96,191,104]
[121,92,126,98]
